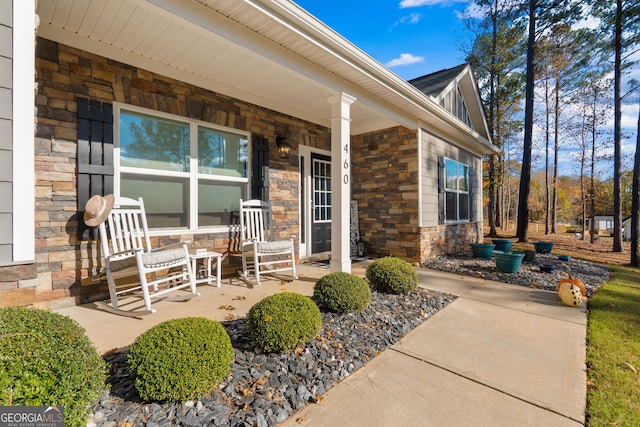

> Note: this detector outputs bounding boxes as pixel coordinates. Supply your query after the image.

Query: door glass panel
[313,157,332,223]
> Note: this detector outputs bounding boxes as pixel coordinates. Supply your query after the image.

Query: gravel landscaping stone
[422,252,610,296]
[88,287,455,427]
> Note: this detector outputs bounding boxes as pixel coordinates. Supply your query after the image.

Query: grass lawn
[586,264,640,426]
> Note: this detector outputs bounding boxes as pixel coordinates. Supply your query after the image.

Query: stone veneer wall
[351,127,422,263]
[0,37,330,310]
[419,222,482,263]
[351,126,482,264]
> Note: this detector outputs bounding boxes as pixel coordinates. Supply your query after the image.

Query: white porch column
[327,92,356,273]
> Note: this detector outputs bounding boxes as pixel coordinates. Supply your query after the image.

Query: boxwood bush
[247,292,322,353]
[313,272,371,313]
[127,317,234,402]
[0,307,106,427]
[366,257,418,294]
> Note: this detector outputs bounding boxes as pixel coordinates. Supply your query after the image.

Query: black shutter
[437,156,445,224]
[251,135,270,201]
[77,97,114,240]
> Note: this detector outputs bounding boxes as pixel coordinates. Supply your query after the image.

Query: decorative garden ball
[558,282,582,307]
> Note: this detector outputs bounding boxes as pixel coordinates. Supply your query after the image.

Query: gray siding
[0,1,12,263]
[421,128,482,227]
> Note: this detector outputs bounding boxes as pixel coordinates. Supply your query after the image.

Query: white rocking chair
[238,199,298,285]
[94,197,198,317]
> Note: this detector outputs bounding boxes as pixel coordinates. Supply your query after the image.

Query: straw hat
[83,194,115,227]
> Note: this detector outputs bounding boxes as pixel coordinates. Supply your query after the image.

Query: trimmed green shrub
[0,307,106,427]
[127,317,234,402]
[247,292,322,353]
[366,257,419,295]
[313,272,371,313]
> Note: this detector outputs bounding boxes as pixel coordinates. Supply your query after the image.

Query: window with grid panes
[117,106,249,230]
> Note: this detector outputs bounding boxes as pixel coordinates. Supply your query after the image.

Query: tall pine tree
[592,0,640,252]
[464,0,526,237]
[516,0,583,242]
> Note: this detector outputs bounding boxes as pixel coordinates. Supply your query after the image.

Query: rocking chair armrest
[108,248,142,259]
[149,240,192,252]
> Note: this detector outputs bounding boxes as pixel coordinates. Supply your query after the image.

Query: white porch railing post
[327,92,356,273]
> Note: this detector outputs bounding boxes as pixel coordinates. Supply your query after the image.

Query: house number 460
[343,144,349,184]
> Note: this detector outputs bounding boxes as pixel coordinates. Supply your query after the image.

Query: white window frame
[444,157,469,224]
[114,103,250,235]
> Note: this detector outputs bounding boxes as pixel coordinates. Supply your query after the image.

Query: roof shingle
[408,63,468,97]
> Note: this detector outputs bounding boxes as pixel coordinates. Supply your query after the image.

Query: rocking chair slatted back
[241,203,270,244]
[100,200,151,259]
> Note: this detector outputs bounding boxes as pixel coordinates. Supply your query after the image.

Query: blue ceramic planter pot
[540,264,556,273]
[533,241,554,254]
[494,251,525,273]
[491,239,513,252]
[524,250,536,262]
[470,243,495,260]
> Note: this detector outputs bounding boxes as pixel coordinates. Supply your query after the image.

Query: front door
[311,153,331,253]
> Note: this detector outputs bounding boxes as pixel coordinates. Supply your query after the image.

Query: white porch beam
[327,92,356,273]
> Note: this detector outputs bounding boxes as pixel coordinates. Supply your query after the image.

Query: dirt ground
[490,229,632,266]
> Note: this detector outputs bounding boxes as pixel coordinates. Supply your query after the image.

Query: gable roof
[409,63,491,139]
[408,64,469,97]
[36,0,495,154]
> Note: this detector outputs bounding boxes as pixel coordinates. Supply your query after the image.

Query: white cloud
[399,0,464,8]
[573,15,600,30]
[390,12,422,31]
[403,12,422,24]
[386,53,425,67]
[621,109,637,128]
[455,3,486,19]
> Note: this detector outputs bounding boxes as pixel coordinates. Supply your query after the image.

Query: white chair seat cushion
[256,240,292,253]
[142,248,187,267]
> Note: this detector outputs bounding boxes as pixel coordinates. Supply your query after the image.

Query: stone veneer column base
[419,222,483,263]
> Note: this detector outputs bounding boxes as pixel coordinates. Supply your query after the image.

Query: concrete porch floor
[55,261,360,354]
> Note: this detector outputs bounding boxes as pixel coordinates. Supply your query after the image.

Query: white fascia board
[12,0,35,263]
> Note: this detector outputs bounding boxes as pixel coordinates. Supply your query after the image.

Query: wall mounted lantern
[275,134,291,159]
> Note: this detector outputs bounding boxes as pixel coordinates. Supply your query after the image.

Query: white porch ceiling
[36,0,495,152]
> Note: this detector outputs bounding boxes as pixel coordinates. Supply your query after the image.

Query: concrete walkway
[282,270,587,427]
[55,265,587,426]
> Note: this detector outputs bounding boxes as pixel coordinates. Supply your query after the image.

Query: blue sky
[294,0,640,177]
[294,0,474,81]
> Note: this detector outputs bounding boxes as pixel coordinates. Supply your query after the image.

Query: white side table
[189,251,222,287]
